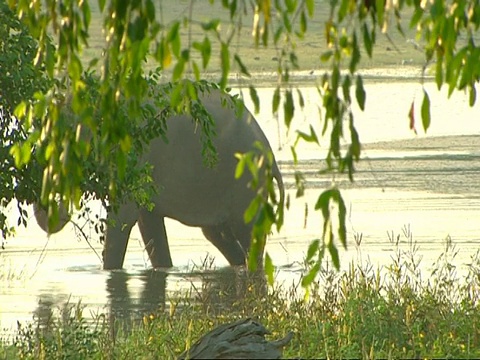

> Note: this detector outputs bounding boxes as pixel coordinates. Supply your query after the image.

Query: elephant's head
[33,201,71,234]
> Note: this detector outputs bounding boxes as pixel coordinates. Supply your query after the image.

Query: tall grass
[2,232,480,359]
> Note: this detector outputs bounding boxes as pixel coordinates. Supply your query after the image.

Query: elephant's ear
[33,202,70,234]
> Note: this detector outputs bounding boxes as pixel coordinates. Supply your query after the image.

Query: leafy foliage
[1,0,479,285]
[13,302,107,360]
[0,1,51,239]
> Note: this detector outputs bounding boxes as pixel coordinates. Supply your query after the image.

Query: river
[1,79,479,339]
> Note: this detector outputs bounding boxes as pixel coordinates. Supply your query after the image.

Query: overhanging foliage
[1,0,479,285]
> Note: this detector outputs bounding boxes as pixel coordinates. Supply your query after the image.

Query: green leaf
[234,54,250,77]
[296,125,319,144]
[342,75,352,104]
[170,82,184,109]
[227,0,237,19]
[470,85,477,106]
[192,37,212,69]
[306,0,315,16]
[145,0,155,21]
[249,86,260,114]
[328,240,340,270]
[180,49,189,61]
[272,87,281,114]
[273,27,283,45]
[234,153,246,179]
[409,9,424,29]
[265,252,275,286]
[408,100,416,134]
[119,134,132,152]
[14,101,27,119]
[283,90,294,128]
[9,144,22,168]
[301,262,320,287]
[172,59,185,81]
[45,142,56,161]
[167,22,181,58]
[285,0,296,13]
[88,57,99,70]
[300,11,307,34]
[192,61,200,80]
[201,19,220,31]
[435,55,443,90]
[338,0,349,22]
[355,75,366,111]
[376,0,385,25]
[220,43,230,89]
[363,24,373,58]
[156,37,172,68]
[315,189,332,213]
[421,90,431,132]
[349,120,361,161]
[350,32,361,73]
[290,145,299,165]
[297,89,305,108]
[333,189,347,248]
[247,239,260,272]
[282,12,292,32]
[68,54,83,81]
[244,196,261,223]
[306,239,320,262]
[320,50,333,62]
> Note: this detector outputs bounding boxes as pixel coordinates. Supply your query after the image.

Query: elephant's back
[146,91,264,226]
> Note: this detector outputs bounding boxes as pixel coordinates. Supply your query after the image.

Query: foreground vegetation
[1,235,479,359]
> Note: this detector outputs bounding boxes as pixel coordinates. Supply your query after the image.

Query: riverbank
[190,65,434,88]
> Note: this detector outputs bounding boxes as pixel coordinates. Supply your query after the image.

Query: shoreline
[162,65,435,88]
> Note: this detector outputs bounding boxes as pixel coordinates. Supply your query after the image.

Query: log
[177,318,293,359]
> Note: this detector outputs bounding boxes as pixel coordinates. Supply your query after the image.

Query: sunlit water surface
[1,80,479,339]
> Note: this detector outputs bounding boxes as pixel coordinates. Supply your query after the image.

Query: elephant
[34,87,284,270]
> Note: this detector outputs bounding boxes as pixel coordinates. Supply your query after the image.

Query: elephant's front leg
[103,203,138,270]
[138,209,173,268]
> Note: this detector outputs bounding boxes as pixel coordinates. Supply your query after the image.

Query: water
[1,80,480,338]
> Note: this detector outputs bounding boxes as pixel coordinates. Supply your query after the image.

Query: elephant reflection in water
[106,269,167,337]
[30,267,265,342]
[191,266,267,315]
[106,266,266,336]
[32,294,69,335]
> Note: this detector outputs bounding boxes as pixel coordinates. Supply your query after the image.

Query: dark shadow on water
[105,266,267,336]
[188,266,267,315]
[106,268,167,337]
[32,294,64,333]
[29,266,267,340]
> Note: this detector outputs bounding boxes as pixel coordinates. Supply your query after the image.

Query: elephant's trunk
[33,201,70,234]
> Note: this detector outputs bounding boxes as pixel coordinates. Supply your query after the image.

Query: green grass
[2,232,480,359]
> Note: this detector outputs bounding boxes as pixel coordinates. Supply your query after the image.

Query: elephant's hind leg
[138,209,173,268]
[201,224,247,266]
